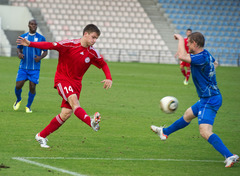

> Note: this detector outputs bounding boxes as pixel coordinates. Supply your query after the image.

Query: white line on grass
[12,157,86,176]
[13,157,223,163]
[12,156,223,176]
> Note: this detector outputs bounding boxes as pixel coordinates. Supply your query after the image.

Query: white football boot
[151,125,168,140]
[224,154,239,167]
[13,100,22,110]
[25,107,32,113]
[91,112,101,131]
[183,78,189,85]
[35,133,50,148]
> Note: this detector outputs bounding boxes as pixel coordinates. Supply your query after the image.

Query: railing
[0,46,239,67]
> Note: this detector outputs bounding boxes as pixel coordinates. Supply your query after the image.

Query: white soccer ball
[160,96,178,114]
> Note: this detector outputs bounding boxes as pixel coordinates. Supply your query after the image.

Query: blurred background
[0,0,239,66]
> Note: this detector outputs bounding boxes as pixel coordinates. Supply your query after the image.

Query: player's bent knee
[60,108,73,121]
[199,128,212,140]
[199,131,208,140]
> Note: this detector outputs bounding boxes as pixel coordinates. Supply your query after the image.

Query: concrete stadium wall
[0,5,33,56]
[0,5,33,32]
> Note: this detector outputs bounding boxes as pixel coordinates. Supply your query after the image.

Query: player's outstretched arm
[16,36,30,46]
[101,64,112,90]
[174,34,191,63]
[17,36,57,50]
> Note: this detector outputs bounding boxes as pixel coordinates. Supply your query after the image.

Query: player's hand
[16,36,30,46]
[101,79,112,90]
[174,34,183,40]
[34,55,42,62]
[18,53,24,59]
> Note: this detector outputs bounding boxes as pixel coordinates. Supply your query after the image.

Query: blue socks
[208,133,233,158]
[26,91,36,108]
[15,87,36,108]
[15,87,22,102]
[162,116,233,158]
[163,116,190,136]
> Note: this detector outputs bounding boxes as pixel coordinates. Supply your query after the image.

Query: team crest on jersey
[85,57,90,63]
[34,38,38,42]
[199,111,202,116]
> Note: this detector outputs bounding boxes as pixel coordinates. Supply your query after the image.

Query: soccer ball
[160,96,178,114]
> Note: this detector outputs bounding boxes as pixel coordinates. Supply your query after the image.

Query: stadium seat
[158,0,240,65]
[10,0,173,62]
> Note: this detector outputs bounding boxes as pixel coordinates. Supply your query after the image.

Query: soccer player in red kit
[176,28,192,85]
[17,24,112,148]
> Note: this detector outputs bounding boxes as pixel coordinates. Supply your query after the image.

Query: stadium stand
[0,28,11,57]
[9,0,176,64]
[0,4,37,57]
[4,30,24,56]
[5,0,240,66]
[158,0,240,66]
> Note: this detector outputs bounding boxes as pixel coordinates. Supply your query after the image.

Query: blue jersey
[190,49,221,98]
[17,32,47,70]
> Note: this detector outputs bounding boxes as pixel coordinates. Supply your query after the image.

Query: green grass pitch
[0,56,239,176]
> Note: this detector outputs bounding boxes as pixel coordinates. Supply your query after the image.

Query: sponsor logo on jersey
[85,57,90,63]
[34,38,38,42]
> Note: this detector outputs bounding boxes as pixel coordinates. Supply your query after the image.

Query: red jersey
[180,37,191,67]
[29,39,111,92]
[184,37,189,53]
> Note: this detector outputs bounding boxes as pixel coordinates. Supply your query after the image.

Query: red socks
[39,114,64,138]
[74,107,91,127]
[39,107,91,138]
[186,70,191,81]
[181,69,191,81]
[181,69,186,77]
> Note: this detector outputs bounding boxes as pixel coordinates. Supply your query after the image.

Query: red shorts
[56,82,81,109]
[180,61,190,67]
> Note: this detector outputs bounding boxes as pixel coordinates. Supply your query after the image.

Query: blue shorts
[16,69,40,84]
[191,94,222,125]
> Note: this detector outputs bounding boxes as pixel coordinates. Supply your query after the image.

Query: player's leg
[198,95,239,167]
[25,81,36,113]
[56,82,92,126]
[39,107,71,138]
[180,62,186,77]
[26,70,39,112]
[199,123,233,157]
[163,107,194,136]
[68,94,101,131]
[15,69,27,101]
[15,80,25,99]
[186,66,191,82]
[35,107,72,148]
[67,94,92,127]
[183,63,191,85]
[151,107,194,140]
[13,79,26,110]
[151,101,199,140]
[199,123,239,167]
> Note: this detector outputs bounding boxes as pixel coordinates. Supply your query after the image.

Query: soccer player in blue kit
[151,32,239,167]
[13,19,48,113]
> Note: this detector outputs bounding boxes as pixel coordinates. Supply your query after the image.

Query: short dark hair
[188,32,205,48]
[186,28,192,32]
[29,19,37,25]
[83,24,101,36]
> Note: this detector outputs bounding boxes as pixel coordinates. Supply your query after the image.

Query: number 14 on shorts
[64,86,73,94]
